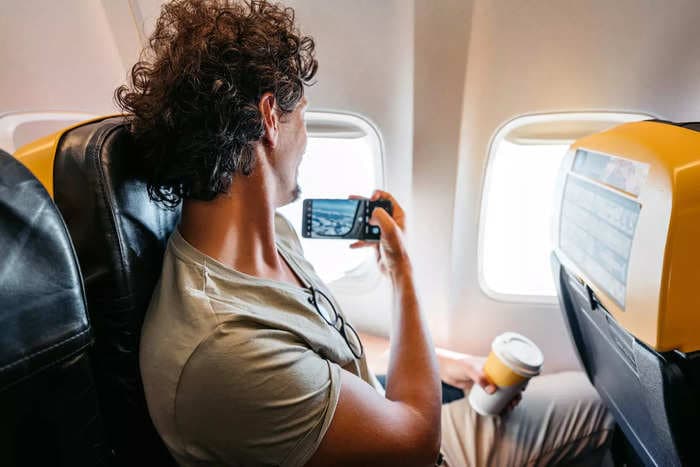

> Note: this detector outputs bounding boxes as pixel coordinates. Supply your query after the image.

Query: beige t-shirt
[140,213,379,467]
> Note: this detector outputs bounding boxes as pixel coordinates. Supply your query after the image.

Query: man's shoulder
[275,211,304,255]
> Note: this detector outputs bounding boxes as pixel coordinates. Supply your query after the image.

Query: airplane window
[479,113,651,301]
[278,112,383,284]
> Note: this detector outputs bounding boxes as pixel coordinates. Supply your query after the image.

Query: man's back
[140,214,378,466]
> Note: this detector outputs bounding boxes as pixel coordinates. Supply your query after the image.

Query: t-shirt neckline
[171,227,314,295]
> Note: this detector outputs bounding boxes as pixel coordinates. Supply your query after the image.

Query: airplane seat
[13,117,180,466]
[0,149,111,466]
[551,120,700,467]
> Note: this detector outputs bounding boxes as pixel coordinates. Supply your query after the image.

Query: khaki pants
[440,371,614,467]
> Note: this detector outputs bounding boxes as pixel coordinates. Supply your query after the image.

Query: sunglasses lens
[345,324,364,358]
[316,300,335,323]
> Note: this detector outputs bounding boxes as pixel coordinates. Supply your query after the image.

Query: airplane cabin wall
[0,0,124,114]
[448,0,700,371]
[411,0,474,345]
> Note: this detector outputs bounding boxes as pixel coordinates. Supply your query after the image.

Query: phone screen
[303,199,364,238]
[302,198,390,240]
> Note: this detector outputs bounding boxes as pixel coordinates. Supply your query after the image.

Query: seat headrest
[51,117,179,464]
[0,149,91,391]
[53,117,181,333]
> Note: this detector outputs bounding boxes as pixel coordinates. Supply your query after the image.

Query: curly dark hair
[115,0,317,207]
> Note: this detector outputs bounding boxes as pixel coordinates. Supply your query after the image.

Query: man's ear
[259,93,279,148]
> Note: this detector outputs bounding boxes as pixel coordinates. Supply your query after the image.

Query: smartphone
[301,198,393,240]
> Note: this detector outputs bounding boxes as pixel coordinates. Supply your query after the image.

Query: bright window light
[278,113,382,283]
[481,141,568,297]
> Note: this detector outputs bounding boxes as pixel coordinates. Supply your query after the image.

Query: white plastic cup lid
[491,332,544,377]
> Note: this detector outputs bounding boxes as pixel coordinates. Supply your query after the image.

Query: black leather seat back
[0,150,109,466]
[52,118,180,465]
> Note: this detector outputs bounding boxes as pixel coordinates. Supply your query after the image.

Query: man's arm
[307,192,441,467]
[361,331,495,391]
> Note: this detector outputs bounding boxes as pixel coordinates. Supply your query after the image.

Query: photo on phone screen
[301,198,392,240]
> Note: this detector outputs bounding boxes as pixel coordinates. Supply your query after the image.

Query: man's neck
[178,158,288,282]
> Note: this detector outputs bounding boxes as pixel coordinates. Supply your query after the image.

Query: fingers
[501,393,522,415]
[477,376,496,395]
[351,190,399,213]
[370,189,403,213]
[464,363,496,395]
[349,190,406,231]
[370,189,405,231]
[370,206,398,234]
[370,190,401,212]
[370,189,394,203]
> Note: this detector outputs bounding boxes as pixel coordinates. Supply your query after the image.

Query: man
[121,0,614,465]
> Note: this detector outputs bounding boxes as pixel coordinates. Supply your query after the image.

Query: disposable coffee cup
[468,332,544,416]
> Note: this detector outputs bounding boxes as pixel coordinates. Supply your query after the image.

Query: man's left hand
[437,350,523,415]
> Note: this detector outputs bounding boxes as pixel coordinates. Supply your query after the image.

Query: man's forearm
[384,264,441,423]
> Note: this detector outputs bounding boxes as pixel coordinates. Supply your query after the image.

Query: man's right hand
[350,190,410,278]
[308,190,441,467]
